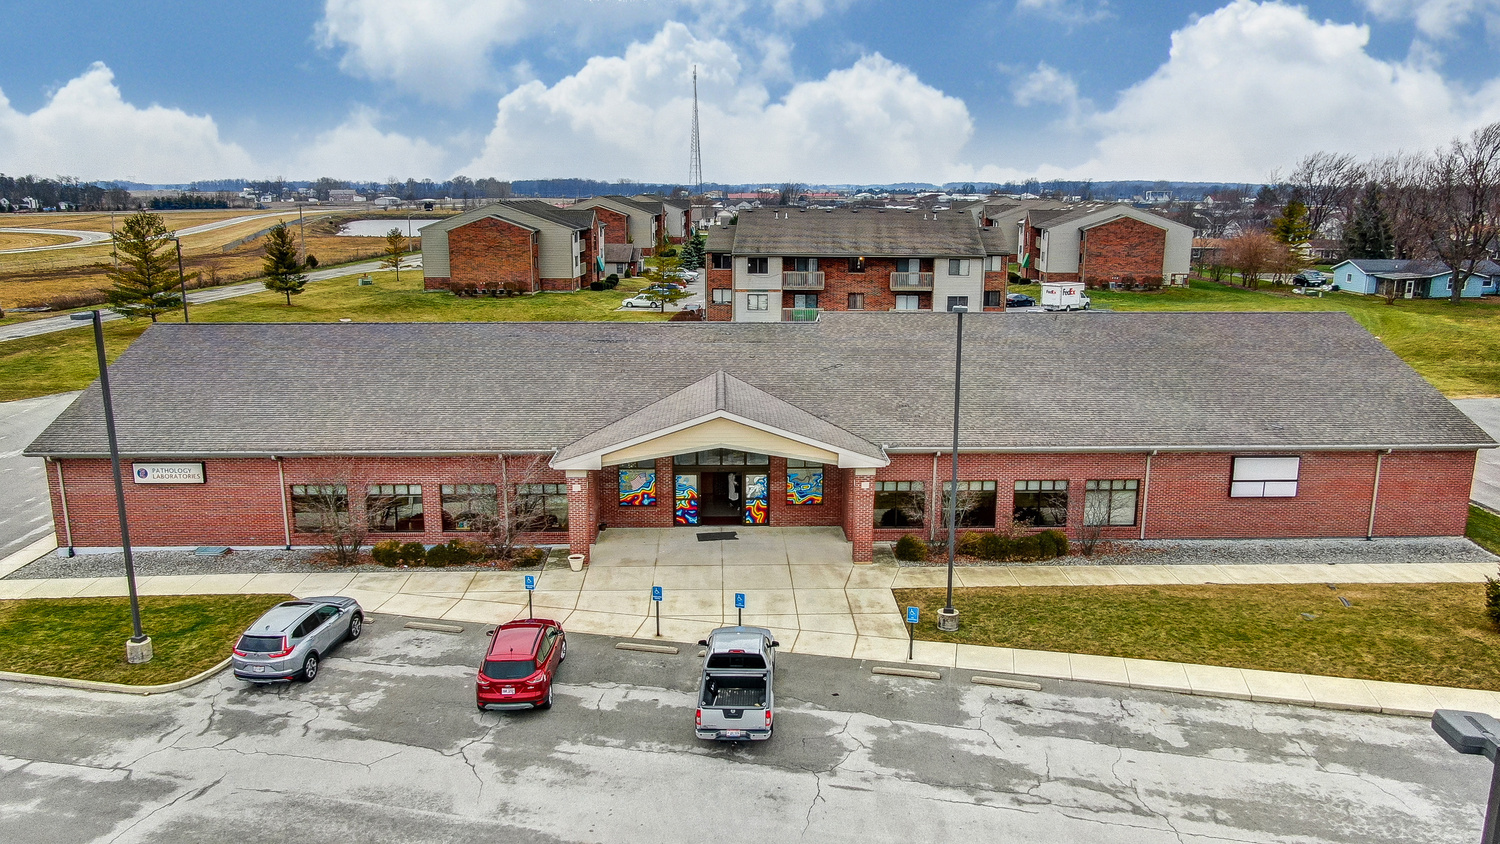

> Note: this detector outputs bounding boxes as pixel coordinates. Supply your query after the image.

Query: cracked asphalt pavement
[0,614,1490,843]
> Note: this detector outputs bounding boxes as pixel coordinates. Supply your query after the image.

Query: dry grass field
[0,231,78,250]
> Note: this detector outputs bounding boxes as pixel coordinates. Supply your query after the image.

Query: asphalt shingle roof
[727,208,984,257]
[27,313,1492,459]
[503,200,592,230]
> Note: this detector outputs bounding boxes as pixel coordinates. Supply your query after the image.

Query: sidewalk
[4,535,1497,719]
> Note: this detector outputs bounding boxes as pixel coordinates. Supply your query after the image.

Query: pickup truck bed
[702,676,766,708]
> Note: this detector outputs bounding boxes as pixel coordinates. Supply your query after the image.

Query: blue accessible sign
[524,575,536,591]
[734,592,746,609]
[652,586,664,602]
[906,606,920,625]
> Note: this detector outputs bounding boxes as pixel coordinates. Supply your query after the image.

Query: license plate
[723,730,746,738]
[253,666,266,674]
[501,686,515,695]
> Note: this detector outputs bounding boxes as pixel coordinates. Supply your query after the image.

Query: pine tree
[1270,200,1313,245]
[1341,183,1394,260]
[381,227,405,284]
[679,231,706,271]
[103,212,183,322]
[261,223,307,305]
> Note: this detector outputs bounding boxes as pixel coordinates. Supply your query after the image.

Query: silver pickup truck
[695,626,779,742]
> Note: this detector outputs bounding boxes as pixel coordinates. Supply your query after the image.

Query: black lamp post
[1433,709,1500,843]
[938,305,965,632]
[169,236,189,323]
[69,310,151,663]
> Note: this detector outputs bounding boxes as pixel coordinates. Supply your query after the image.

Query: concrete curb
[0,535,58,578]
[0,657,231,696]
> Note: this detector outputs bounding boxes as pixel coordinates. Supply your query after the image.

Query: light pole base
[126,637,153,664]
[937,607,960,632]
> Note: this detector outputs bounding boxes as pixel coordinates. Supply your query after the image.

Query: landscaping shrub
[956,532,985,557]
[1037,529,1069,558]
[604,273,619,289]
[397,541,426,566]
[426,540,479,567]
[1487,574,1500,629]
[590,281,606,291]
[977,532,1009,562]
[425,543,452,567]
[371,540,402,566]
[510,546,547,567]
[894,534,928,561]
[1011,534,1042,561]
[305,254,319,268]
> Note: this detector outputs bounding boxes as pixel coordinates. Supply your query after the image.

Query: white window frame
[894,294,920,311]
[747,257,769,274]
[711,287,731,305]
[746,293,769,311]
[1229,456,1300,498]
[946,295,968,312]
[948,258,971,276]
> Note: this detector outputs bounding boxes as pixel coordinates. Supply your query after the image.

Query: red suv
[476,619,567,711]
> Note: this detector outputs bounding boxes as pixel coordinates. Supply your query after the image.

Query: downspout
[53,459,75,557]
[1138,450,1156,541]
[930,451,941,541]
[276,456,292,550]
[1367,449,1391,540]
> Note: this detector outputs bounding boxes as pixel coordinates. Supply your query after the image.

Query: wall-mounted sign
[132,463,205,484]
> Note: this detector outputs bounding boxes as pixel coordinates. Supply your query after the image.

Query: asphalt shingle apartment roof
[725,208,985,257]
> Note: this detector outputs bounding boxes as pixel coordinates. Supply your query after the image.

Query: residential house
[421,200,601,293]
[1328,259,1496,299]
[1012,202,1194,286]
[704,207,1012,322]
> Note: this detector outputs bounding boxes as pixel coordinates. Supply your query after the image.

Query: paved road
[0,393,75,560]
[0,619,1486,843]
[0,258,419,342]
[1455,398,1500,511]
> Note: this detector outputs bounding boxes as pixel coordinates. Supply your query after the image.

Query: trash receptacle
[568,553,586,572]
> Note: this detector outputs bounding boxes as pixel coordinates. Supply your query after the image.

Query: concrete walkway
[4,527,1499,718]
[1456,398,1500,512]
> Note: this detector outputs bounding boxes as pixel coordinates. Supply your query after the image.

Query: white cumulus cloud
[287,109,451,181]
[461,22,976,184]
[0,62,254,182]
[1055,0,1500,182]
[1359,0,1500,37]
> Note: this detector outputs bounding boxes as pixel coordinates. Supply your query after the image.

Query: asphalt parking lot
[0,613,1490,843]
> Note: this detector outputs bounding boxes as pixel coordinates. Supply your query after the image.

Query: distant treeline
[0,174,134,211]
[148,194,230,210]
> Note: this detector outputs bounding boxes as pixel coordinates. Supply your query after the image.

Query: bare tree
[777,182,804,206]
[294,473,366,566]
[444,454,561,561]
[1368,152,1432,260]
[1221,231,1283,289]
[1285,151,1364,238]
[1419,122,1500,304]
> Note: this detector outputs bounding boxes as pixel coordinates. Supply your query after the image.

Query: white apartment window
[895,258,920,273]
[894,294,920,311]
[746,293,769,311]
[948,258,971,276]
[747,257,769,274]
[946,296,968,312]
[1229,457,1300,498]
[711,288,731,305]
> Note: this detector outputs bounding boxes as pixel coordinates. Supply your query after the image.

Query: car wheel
[559,638,567,663]
[537,684,553,710]
[347,612,363,641]
[300,653,319,682]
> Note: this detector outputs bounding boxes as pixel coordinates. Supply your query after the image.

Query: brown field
[0,209,259,233]
[0,231,77,250]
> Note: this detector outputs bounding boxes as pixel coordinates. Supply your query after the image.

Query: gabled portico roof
[551,370,888,471]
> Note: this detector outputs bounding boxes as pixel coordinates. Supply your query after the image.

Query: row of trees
[0,174,133,211]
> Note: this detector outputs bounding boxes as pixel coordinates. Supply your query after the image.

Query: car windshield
[706,653,766,669]
[236,635,284,653]
[483,659,537,680]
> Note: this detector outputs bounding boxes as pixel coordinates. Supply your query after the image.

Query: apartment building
[977,199,1193,285]
[630,195,692,243]
[574,195,663,252]
[421,200,601,292]
[703,208,1012,322]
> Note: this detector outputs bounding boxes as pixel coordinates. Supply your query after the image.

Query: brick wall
[1079,217,1167,284]
[982,270,1008,311]
[444,217,538,292]
[820,257,930,313]
[595,207,631,245]
[706,260,733,321]
[843,470,875,562]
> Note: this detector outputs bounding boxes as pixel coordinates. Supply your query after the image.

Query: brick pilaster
[844,468,876,563]
[565,470,597,559]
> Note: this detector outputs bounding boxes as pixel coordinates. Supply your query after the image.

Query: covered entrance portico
[550,371,889,562]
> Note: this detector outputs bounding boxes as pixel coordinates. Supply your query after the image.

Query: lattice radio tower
[688,65,704,195]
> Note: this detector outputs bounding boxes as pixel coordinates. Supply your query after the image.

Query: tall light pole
[168,236,189,323]
[69,310,152,664]
[938,305,965,632]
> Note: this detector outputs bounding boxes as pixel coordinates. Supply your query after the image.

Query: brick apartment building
[966,199,1193,286]
[27,313,1491,564]
[421,200,602,292]
[703,208,1013,322]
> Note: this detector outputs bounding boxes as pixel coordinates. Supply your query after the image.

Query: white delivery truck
[1040,282,1091,312]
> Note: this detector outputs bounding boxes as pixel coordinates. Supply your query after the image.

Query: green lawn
[1012,279,1500,397]
[0,593,292,685]
[894,582,1500,690]
[1469,505,1500,556]
[0,269,668,401]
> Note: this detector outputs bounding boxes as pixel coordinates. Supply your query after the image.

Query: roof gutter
[883,443,1496,454]
[27,449,563,460]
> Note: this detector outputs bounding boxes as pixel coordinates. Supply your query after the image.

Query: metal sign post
[735,592,746,626]
[524,574,536,619]
[906,606,920,661]
[652,586,664,637]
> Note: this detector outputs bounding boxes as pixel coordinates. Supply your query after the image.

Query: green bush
[1037,529,1069,559]
[590,281,606,291]
[1487,576,1500,629]
[425,543,452,567]
[371,540,402,566]
[605,274,619,289]
[305,254,319,269]
[511,546,547,568]
[956,532,984,557]
[426,539,479,567]
[1011,534,1042,561]
[977,533,1010,561]
[397,542,426,566]
[893,535,928,562]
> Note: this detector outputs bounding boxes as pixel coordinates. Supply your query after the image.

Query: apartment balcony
[781,271,825,290]
[890,272,934,291]
[782,308,821,322]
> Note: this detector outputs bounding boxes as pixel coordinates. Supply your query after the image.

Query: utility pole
[297,202,306,262]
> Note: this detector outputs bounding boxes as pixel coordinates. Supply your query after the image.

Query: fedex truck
[1041,282,1091,312]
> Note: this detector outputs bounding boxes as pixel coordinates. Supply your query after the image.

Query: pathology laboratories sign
[132,463,206,484]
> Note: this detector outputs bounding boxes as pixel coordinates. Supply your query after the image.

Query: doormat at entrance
[697,531,739,542]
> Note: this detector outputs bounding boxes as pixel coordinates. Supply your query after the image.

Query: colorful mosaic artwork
[619,469,657,506]
[786,470,824,505]
[674,475,700,526]
[743,473,769,525]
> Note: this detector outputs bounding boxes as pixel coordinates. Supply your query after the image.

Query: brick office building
[704,208,1012,322]
[422,200,601,292]
[27,313,1492,564]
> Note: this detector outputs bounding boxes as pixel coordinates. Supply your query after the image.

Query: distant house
[574,196,663,252]
[604,243,642,277]
[422,200,602,293]
[1305,239,1344,263]
[1329,259,1496,299]
[987,200,1192,286]
[631,195,692,243]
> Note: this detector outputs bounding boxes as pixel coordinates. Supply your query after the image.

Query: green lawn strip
[893,582,1500,690]
[0,593,292,685]
[1009,279,1500,396]
[1469,505,1500,556]
[0,271,666,400]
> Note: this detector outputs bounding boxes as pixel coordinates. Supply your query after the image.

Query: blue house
[1329,258,1494,299]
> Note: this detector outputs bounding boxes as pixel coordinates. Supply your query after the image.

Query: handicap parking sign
[906,606,920,625]
[652,586,663,602]
[524,575,536,591]
[734,592,746,609]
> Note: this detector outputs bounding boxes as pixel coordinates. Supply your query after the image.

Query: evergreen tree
[1270,200,1313,245]
[381,227,405,284]
[261,223,307,305]
[641,233,690,311]
[679,231,706,271]
[104,212,183,322]
[1341,183,1395,260]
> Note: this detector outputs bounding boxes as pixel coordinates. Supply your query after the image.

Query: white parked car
[621,294,659,309]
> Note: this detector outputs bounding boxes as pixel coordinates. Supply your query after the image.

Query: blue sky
[2,0,1499,184]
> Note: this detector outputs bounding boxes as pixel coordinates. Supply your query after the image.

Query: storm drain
[696,531,739,542]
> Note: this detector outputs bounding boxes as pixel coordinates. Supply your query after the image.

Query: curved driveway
[0,210,338,255]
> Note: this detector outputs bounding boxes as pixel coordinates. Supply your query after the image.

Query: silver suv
[232,596,363,683]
